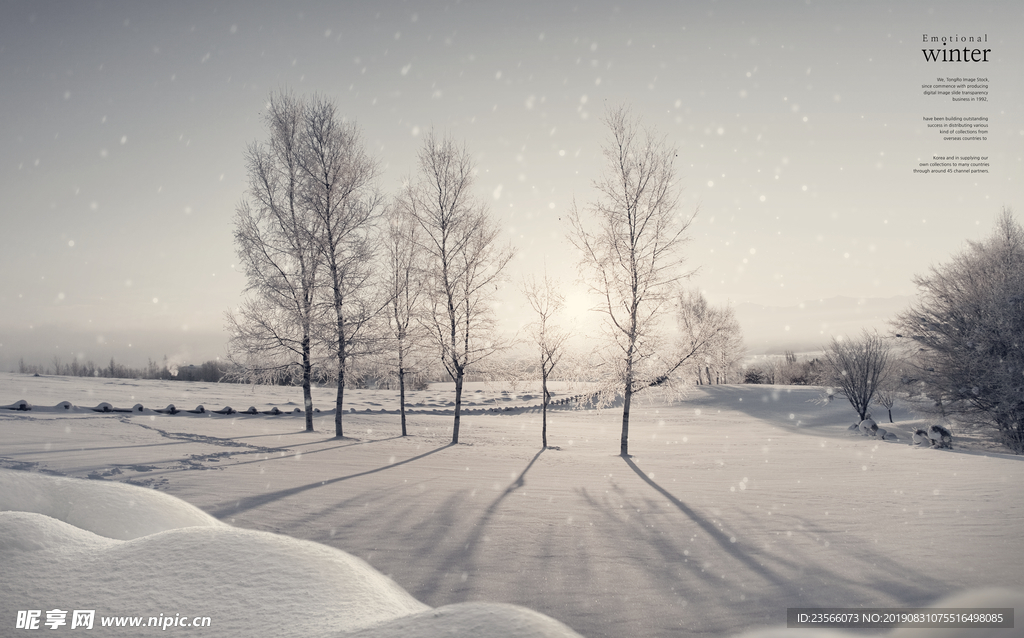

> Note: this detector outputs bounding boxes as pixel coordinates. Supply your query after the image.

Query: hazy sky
[1,0,1021,370]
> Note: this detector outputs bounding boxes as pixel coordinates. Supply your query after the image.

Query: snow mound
[346,602,585,638]
[0,471,587,638]
[0,511,429,637]
[0,468,224,540]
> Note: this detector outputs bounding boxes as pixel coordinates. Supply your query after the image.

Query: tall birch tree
[300,95,384,439]
[382,202,430,436]
[399,130,515,444]
[568,106,695,456]
[228,92,321,432]
[522,273,570,449]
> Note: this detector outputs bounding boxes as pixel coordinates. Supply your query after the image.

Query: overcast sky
[1,0,1021,370]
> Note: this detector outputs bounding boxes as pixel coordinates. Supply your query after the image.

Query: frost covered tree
[300,95,384,438]
[568,106,696,456]
[381,202,431,436]
[674,288,743,385]
[822,330,893,422]
[522,273,571,449]
[228,92,322,432]
[399,130,515,444]
[894,209,1024,452]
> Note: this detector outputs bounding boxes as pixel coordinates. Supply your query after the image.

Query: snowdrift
[0,469,224,540]
[3,469,1021,638]
[0,469,584,637]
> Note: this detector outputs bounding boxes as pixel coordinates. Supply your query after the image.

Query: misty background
[1,0,1020,372]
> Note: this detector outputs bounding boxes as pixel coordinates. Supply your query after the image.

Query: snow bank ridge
[0,469,587,638]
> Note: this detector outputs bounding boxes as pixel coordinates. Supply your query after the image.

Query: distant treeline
[13,356,438,388]
[742,351,825,385]
[17,357,233,383]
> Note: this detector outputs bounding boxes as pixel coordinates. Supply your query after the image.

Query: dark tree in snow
[568,106,696,456]
[894,209,1024,453]
[399,130,515,444]
[228,92,322,432]
[522,273,570,449]
[300,95,384,438]
[822,330,893,422]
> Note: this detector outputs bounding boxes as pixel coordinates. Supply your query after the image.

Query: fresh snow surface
[2,372,1023,638]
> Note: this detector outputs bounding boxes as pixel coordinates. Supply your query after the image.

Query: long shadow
[727,506,946,604]
[208,442,453,518]
[620,456,948,609]
[622,455,814,593]
[3,440,190,457]
[414,447,546,599]
[228,431,321,441]
[204,435,413,474]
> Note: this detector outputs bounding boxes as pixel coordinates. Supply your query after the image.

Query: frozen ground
[2,372,1023,637]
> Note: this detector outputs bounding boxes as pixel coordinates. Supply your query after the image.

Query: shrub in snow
[92,402,113,413]
[132,403,144,412]
[928,424,954,449]
[822,332,894,422]
[858,417,877,436]
[2,399,30,410]
[190,404,206,414]
[245,406,259,414]
[55,401,72,410]
[913,429,930,445]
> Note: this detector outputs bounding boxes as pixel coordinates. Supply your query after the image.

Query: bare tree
[399,130,515,444]
[228,92,321,431]
[674,288,742,386]
[874,374,900,423]
[894,209,1024,452]
[522,273,571,449]
[381,202,430,436]
[709,315,745,384]
[822,331,893,422]
[300,95,384,438]
[568,105,696,456]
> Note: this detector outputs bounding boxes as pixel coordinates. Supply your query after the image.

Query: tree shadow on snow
[206,442,454,518]
[411,447,547,599]
[619,455,947,611]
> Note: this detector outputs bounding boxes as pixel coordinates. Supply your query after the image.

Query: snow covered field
[2,372,1023,637]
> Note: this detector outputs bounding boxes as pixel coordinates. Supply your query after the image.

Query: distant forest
[17,357,233,383]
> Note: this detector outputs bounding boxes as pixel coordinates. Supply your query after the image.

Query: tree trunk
[621,380,633,456]
[452,370,464,444]
[301,337,314,432]
[621,313,636,456]
[541,369,549,449]
[398,348,407,437]
[335,327,346,438]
